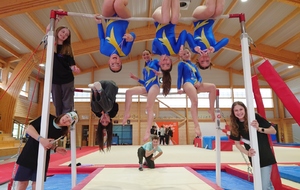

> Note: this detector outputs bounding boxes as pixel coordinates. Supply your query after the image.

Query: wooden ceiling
[0,0,299,82]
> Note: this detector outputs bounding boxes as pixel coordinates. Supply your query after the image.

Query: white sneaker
[88,83,96,92]
[88,83,94,88]
[94,82,102,92]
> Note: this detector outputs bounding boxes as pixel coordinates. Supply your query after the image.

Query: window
[72,87,273,109]
[12,122,26,139]
[74,89,90,102]
[20,81,29,97]
[29,79,39,103]
[233,88,273,108]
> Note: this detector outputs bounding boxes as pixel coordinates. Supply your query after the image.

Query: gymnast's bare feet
[122,113,130,126]
[195,126,202,138]
[208,108,215,121]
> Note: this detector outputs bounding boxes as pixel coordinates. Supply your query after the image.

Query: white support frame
[36,18,55,190]
[240,31,262,190]
[215,89,221,186]
[35,10,262,190]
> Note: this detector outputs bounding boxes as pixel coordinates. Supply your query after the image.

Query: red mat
[0,162,15,184]
[0,146,98,184]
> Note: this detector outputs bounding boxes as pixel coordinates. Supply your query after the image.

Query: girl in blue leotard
[187,0,228,70]
[152,0,187,63]
[177,47,216,137]
[95,0,135,73]
[122,50,172,142]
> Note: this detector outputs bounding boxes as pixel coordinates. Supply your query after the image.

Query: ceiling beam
[273,0,300,7]
[147,0,153,28]
[276,32,300,50]
[88,54,99,68]
[58,5,83,41]
[0,56,7,67]
[26,12,46,34]
[216,32,299,66]
[0,20,35,52]
[0,41,21,58]
[225,55,242,69]
[234,0,273,39]
[214,0,238,31]
[255,8,300,44]
[284,71,300,82]
[91,0,98,14]
[0,0,81,18]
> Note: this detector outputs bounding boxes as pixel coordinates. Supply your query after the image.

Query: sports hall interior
[0,0,299,189]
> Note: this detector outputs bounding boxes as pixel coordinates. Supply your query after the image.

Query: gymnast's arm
[212,37,229,53]
[177,62,184,90]
[186,33,198,54]
[122,32,136,56]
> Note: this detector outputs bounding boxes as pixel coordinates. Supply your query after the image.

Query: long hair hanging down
[230,101,249,137]
[96,119,113,152]
[161,62,172,96]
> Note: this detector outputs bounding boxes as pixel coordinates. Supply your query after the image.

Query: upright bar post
[215,89,221,187]
[239,13,262,190]
[36,10,56,190]
[70,124,77,188]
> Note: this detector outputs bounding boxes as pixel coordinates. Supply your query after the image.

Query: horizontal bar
[65,11,231,21]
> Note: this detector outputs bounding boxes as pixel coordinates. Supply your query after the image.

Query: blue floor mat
[274,143,300,146]
[196,170,253,190]
[278,166,300,183]
[26,174,89,190]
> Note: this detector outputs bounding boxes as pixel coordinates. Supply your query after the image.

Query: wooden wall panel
[14,97,39,122]
[0,54,37,133]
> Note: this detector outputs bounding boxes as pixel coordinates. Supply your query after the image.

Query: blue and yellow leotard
[177,60,202,90]
[97,19,136,57]
[152,22,187,56]
[186,19,229,53]
[138,59,160,93]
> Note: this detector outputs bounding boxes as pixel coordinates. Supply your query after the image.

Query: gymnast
[122,50,172,142]
[95,0,136,73]
[186,0,229,70]
[88,80,119,151]
[177,46,216,137]
[152,0,187,63]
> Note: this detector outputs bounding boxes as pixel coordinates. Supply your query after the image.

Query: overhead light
[241,0,248,2]
[39,63,45,67]
[287,65,294,69]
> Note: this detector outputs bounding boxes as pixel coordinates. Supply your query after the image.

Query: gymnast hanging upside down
[186,0,229,70]
[152,0,187,62]
[95,0,136,73]
[88,80,119,151]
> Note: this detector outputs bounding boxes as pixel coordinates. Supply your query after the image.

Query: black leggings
[137,147,155,168]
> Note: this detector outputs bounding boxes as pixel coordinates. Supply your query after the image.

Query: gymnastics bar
[36,18,56,190]
[238,14,262,189]
[214,89,221,187]
[55,10,233,21]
